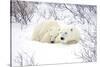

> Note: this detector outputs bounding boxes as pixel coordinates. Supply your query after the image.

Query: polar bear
[32,20,60,43]
[55,26,80,44]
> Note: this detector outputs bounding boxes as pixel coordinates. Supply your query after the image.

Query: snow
[12,22,83,66]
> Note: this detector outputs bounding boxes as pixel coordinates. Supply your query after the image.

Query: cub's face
[48,27,60,43]
[55,27,79,44]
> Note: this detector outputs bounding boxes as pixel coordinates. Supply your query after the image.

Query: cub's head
[48,26,60,43]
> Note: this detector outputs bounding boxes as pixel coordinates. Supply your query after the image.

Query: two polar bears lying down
[32,20,80,44]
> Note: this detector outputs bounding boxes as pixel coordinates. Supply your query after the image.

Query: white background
[0,0,100,67]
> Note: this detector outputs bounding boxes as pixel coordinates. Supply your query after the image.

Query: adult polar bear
[32,20,80,44]
[32,20,60,43]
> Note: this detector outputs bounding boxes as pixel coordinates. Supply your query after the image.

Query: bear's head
[55,26,80,44]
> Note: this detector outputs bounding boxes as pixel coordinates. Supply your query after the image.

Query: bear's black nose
[51,41,54,43]
[61,37,64,40]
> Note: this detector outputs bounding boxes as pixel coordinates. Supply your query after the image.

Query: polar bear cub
[40,26,60,43]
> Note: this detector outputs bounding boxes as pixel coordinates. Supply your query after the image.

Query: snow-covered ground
[12,22,83,66]
[11,2,97,67]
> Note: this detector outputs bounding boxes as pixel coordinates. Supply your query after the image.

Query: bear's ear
[64,32,67,34]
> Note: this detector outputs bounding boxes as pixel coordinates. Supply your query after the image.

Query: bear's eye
[70,28,73,31]
[64,32,67,34]
[61,37,64,40]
